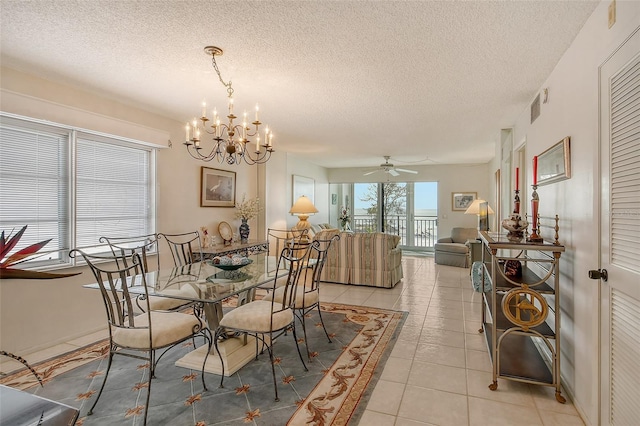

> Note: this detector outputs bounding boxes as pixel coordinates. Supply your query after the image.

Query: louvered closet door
[599,27,640,426]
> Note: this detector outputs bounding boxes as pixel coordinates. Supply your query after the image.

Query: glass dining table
[83,252,282,376]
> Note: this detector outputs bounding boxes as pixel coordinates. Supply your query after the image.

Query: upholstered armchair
[434,227,478,267]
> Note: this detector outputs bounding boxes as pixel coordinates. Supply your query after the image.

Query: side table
[193,239,268,262]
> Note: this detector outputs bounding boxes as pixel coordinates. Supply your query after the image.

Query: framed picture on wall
[537,136,571,186]
[292,175,315,204]
[201,167,236,207]
[451,192,477,211]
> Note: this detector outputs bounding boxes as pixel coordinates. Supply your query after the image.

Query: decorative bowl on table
[209,254,253,271]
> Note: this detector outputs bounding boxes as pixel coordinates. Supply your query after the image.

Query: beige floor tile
[465,348,492,372]
[466,369,536,407]
[422,316,465,333]
[413,342,466,368]
[407,360,467,395]
[379,356,412,384]
[357,410,397,426]
[529,385,580,416]
[398,385,469,425]
[464,332,489,351]
[403,313,427,329]
[332,293,371,305]
[367,379,405,415]
[539,411,585,426]
[393,303,429,315]
[425,306,465,321]
[395,295,432,306]
[426,298,464,310]
[398,325,422,342]
[468,396,543,426]
[419,327,465,349]
[66,329,108,347]
[394,417,437,426]
[390,339,418,360]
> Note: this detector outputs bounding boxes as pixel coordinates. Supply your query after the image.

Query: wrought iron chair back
[98,233,160,274]
[157,231,202,267]
[213,242,312,401]
[69,249,211,426]
[266,228,309,272]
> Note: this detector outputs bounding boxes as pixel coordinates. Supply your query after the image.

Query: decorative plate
[218,221,233,243]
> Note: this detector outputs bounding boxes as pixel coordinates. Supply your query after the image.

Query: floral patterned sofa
[315,229,403,288]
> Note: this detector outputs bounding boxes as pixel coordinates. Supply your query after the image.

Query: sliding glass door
[349,181,438,250]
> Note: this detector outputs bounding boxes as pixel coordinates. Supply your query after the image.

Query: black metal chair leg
[88,351,114,415]
[291,324,309,372]
[317,305,332,343]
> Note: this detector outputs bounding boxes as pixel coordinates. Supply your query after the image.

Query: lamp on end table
[289,195,318,234]
[464,199,494,232]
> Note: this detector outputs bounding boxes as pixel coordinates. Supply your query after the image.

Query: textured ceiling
[1,0,598,169]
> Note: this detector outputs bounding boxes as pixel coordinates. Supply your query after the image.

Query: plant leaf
[0,225,28,259]
[0,268,81,280]
[0,239,52,268]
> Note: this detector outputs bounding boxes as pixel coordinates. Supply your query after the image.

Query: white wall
[0,67,260,354]
[498,3,640,425]
[328,163,492,238]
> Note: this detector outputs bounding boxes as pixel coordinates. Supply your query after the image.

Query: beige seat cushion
[262,285,319,309]
[146,286,199,311]
[112,311,202,349]
[219,301,293,333]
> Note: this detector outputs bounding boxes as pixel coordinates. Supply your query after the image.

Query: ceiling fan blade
[363,170,380,176]
[396,168,418,174]
[388,169,400,177]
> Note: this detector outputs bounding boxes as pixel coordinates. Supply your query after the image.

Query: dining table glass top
[83,253,280,304]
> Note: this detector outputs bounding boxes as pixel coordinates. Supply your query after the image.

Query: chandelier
[184,46,274,165]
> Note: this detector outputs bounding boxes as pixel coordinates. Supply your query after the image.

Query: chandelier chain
[210,56,234,98]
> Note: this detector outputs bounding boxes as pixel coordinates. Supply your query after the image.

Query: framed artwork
[201,167,236,207]
[537,136,571,186]
[331,194,338,205]
[452,192,477,211]
[292,175,314,204]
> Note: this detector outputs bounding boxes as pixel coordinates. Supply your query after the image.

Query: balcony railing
[351,215,438,248]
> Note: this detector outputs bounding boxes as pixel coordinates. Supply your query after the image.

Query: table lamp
[464,199,494,231]
[289,195,318,232]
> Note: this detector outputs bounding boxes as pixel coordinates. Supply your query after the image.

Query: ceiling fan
[363,156,418,177]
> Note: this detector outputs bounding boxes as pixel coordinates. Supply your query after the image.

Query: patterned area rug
[0,303,405,425]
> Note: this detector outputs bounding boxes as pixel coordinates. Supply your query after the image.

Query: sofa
[434,227,478,267]
[315,229,403,288]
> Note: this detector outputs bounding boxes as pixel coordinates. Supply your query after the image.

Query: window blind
[76,135,152,249]
[0,121,69,262]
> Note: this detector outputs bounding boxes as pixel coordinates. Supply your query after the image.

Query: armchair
[434,227,478,268]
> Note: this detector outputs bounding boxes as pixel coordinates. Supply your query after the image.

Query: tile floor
[2,255,585,425]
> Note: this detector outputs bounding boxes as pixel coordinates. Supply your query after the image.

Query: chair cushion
[219,301,293,333]
[112,311,202,349]
[433,242,469,254]
[262,284,319,309]
[146,286,199,311]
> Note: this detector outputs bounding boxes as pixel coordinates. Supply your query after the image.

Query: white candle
[228,97,234,114]
[201,100,207,119]
[269,132,273,147]
[255,104,259,121]
[185,123,190,141]
[215,118,220,137]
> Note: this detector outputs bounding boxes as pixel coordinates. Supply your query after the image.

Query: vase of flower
[339,206,351,232]
[239,218,250,244]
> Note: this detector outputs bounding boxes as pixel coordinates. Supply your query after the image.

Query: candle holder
[501,189,528,241]
[527,185,544,242]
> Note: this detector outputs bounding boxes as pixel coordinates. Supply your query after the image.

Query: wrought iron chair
[213,243,310,401]
[266,228,309,274]
[157,231,202,267]
[69,250,211,426]
[263,235,339,361]
[100,234,191,312]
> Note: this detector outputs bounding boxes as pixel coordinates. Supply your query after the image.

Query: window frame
[0,112,157,270]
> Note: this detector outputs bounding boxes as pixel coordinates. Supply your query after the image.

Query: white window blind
[76,135,152,248]
[0,114,156,267]
[0,120,69,263]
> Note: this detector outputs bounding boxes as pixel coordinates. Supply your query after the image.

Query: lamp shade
[289,195,318,215]
[464,199,495,215]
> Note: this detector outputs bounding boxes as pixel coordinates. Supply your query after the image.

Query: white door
[599,27,640,425]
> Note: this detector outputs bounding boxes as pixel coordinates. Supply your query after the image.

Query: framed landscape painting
[452,192,477,211]
[201,167,236,207]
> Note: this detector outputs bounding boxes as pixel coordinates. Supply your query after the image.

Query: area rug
[0,302,406,425]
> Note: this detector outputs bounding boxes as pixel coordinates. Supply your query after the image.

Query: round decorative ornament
[501,214,528,241]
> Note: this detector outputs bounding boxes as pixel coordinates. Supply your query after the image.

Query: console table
[478,231,566,403]
[193,239,268,262]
